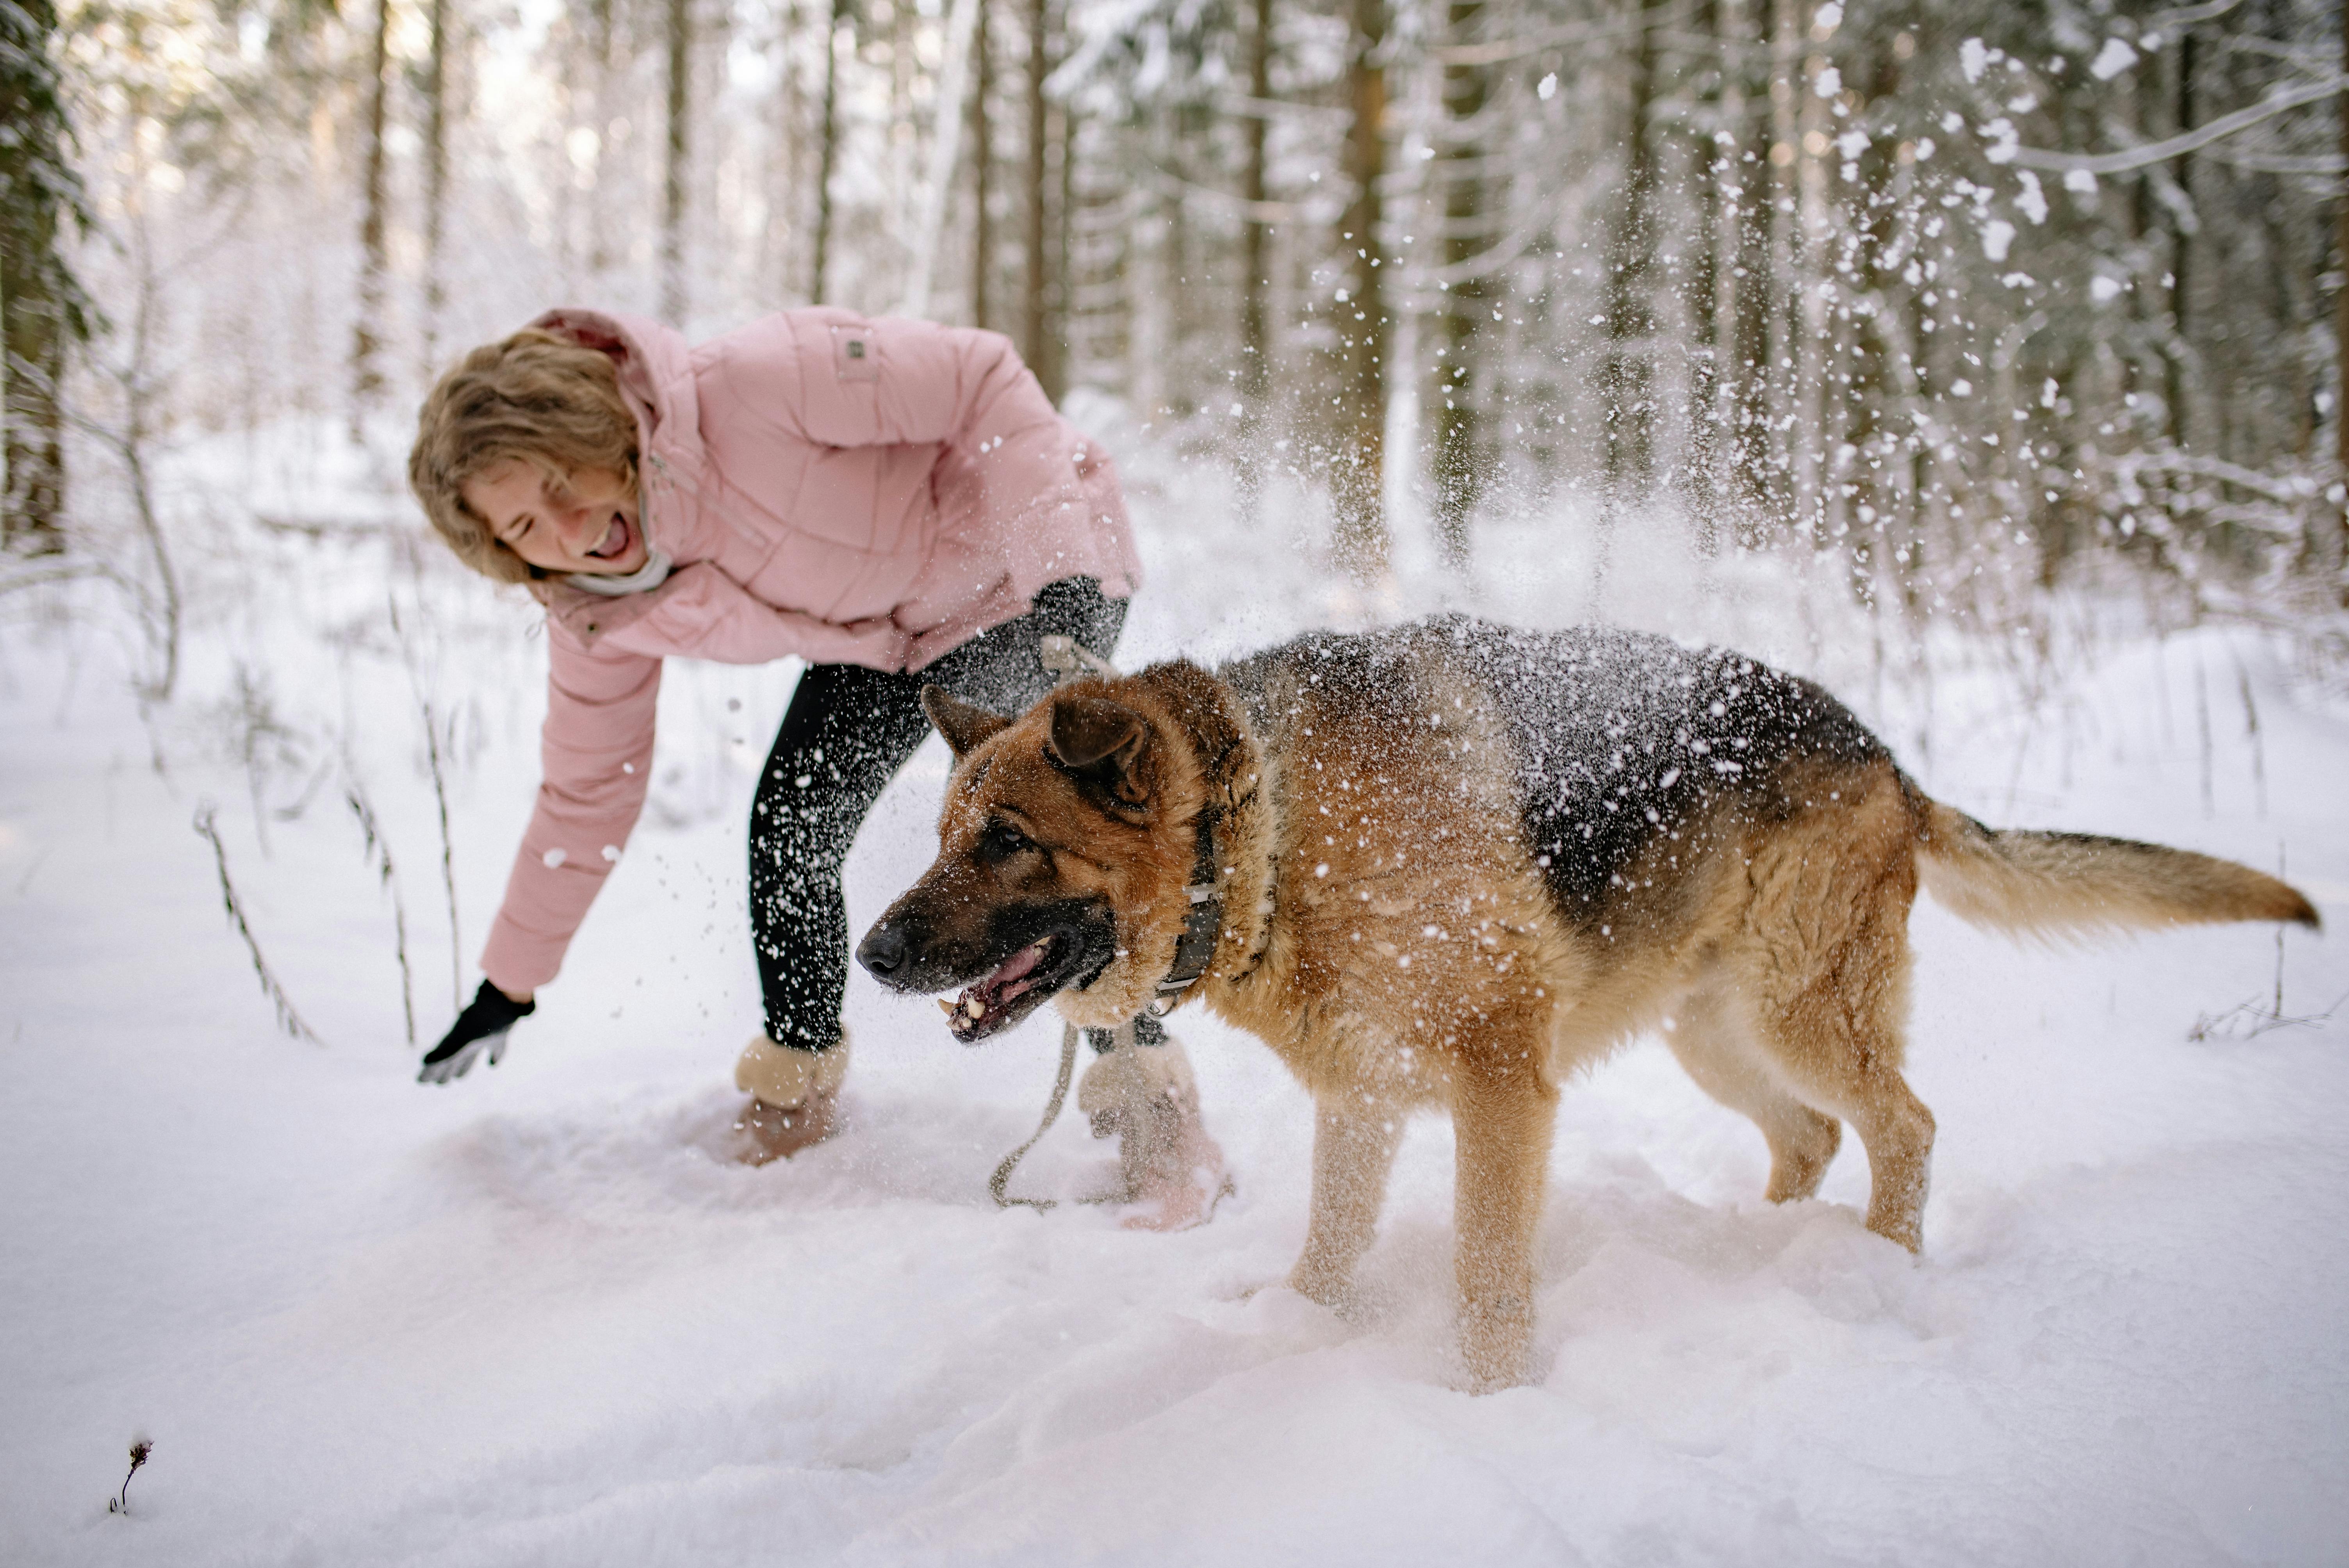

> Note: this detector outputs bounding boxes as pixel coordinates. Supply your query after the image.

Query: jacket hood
[529,308,709,624]
[530,307,707,500]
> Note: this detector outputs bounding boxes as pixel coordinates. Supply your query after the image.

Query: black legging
[748,578,1128,1052]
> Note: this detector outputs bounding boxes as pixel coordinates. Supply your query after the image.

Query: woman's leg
[745,577,1130,1056]
[748,662,933,1053]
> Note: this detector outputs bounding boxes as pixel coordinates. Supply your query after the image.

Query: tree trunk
[973,0,994,329]
[0,0,89,554]
[1597,0,1661,508]
[589,0,618,278]
[1686,0,1733,552]
[1024,0,1063,398]
[1331,0,1391,579]
[1792,0,1829,544]
[422,0,450,372]
[1431,0,1489,570]
[1764,0,1804,535]
[2338,0,2349,590]
[1842,30,1903,598]
[1239,0,1273,406]
[812,0,843,304]
[661,0,692,325]
[2168,27,2195,448]
[350,0,394,441]
[905,0,986,317]
[1728,0,1772,537]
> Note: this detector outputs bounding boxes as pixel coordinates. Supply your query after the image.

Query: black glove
[418,980,536,1084]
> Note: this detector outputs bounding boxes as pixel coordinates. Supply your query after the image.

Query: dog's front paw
[1455,1295,1536,1393]
[1285,1259,1363,1316]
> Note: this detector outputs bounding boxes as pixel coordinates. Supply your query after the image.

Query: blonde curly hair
[408,328,640,584]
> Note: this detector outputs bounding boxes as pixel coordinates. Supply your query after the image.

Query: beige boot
[731,1031,850,1165]
[1077,1032,1231,1230]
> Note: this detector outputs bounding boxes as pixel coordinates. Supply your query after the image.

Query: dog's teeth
[937,998,957,1016]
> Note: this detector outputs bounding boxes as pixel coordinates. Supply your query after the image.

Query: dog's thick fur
[858,618,2319,1388]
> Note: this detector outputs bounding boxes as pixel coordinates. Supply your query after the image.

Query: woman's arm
[477,629,663,996]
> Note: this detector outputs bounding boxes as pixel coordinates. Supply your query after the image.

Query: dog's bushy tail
[1911,793,2319,937]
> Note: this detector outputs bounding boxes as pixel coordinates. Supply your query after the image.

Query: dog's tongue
[986,942,1046,989]
[946,939,1050,1039]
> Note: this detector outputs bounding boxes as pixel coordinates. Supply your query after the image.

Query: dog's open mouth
[941,930,1092,1044]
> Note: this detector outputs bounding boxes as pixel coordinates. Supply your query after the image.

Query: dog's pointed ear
[1046,694,1153,805]
[921,685,1011,759]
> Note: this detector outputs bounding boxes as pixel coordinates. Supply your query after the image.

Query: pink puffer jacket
[477,307,1140,993]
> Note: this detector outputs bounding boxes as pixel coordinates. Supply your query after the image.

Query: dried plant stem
[388,591,463,1011]
[107,1439,151,1516]
[2194,655,2214,818]
[192,803,324,1045]
[346,780,417,1046]
[2232,650,2267,819]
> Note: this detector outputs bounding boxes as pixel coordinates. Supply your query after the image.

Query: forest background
[9,0,2349,650]
[6,5,2349,1557]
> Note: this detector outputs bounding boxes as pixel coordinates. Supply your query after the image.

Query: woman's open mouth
[585,513,634,561]
[941,933,1070,1043]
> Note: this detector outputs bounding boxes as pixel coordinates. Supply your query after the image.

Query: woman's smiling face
[462,460,647,575]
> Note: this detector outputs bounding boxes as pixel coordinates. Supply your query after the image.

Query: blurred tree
[662,0,692,323]
[350,0,392,438]
[813,0,845,304]
[1024,0,1065,397]
[1,0,97,553]
[974,0,994,329]
[1597,0,1663,509]
[420,0,449,370]
[1330,0,1390,578]
[1430,0,1492,570]
[1237,0,1273,411]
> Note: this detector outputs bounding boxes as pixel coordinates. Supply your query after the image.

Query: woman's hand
[418,980,537,1084]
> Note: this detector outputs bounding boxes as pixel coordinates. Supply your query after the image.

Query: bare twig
[2189,987,2345,1043]
[345,779,418,1046]
[192,803,324,1045]
[59,225,181,702]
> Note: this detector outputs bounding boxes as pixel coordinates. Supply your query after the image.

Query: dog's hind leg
[1737,901,1934,1251]
[1450,1037,1560,1392]
[1289,1093,1405,1313]
[1665,980,1842,1203]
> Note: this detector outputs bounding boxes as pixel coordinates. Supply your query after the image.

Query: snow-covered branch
[2001,75,2347,175]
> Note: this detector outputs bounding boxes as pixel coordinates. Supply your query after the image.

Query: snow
[4,424,2347,1564]
[2091,39,2140,82]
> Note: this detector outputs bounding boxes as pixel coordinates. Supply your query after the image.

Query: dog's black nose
[856,922,907,978]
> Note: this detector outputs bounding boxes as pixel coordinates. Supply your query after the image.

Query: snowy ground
[4,422,2347,1564]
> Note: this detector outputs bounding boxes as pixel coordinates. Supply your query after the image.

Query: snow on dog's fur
[860,617,2319,1389]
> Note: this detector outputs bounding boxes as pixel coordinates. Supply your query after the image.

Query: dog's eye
[980,821,1035,861]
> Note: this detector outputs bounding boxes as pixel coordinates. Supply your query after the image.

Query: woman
[406,306,1214,1179]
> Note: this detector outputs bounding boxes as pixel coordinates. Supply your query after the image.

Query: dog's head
[855,679,1204,1041]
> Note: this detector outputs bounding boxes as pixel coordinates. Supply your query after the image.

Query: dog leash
[990,635,1118,1213]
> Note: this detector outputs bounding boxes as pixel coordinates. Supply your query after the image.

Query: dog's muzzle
[856,900,1118,1044]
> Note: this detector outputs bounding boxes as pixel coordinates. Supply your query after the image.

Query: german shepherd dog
[855,617,2318,1389]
